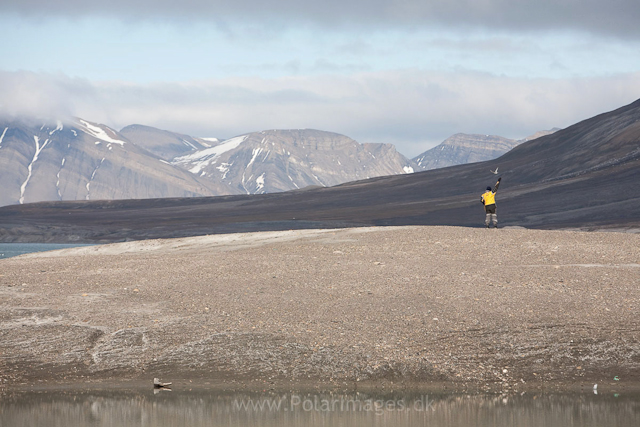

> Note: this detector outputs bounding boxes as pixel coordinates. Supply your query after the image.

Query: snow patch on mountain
[216,162,232,180]
[49,121,63,135]
[20,136,51,204]
[86,157,106,200]
[0,127,7,148]
[247,147,263,168]
[255,173,266,192]
[77,119,126,146]
[182,139,197,150]
[172,135,248,174]
[288,175,300,189]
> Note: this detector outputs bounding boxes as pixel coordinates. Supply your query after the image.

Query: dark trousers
[484,204,497,226]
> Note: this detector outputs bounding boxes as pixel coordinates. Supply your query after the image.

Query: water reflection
[0,243,94,259]
[1,389,638,426]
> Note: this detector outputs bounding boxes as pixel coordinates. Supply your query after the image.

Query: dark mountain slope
[1,99,639,242]
[494,99,640,184]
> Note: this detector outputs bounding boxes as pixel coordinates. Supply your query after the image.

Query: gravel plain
[1,226,639,392]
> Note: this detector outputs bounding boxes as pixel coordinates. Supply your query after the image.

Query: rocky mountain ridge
[0,118,228,207]
[0,118,417,206]
[168,129,415,194]
[413,129,559,170]
[119,124,215,161]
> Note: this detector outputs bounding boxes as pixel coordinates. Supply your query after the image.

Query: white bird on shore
[154,378,172,388]
[490,167,499,175]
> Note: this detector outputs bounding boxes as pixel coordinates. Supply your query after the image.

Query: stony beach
[1,226,639,392]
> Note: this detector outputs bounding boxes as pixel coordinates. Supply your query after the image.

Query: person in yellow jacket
[481,177,501,228]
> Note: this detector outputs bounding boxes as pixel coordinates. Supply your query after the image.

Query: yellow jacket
[481,191,496,206]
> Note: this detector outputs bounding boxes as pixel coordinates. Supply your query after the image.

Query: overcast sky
[2,1,640,156]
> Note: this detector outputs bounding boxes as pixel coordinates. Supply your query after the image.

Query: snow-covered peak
[76,119,127,146]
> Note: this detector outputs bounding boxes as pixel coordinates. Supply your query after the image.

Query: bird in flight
[490,167,499,175]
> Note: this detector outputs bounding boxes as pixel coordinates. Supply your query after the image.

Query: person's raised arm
[493,177,502,193]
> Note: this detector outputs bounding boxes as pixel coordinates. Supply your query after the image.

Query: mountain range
[140,127,414,194]
[1,97,638,242]
[413,130,559,170]
[0,119,419,207]
[0,118,227,207]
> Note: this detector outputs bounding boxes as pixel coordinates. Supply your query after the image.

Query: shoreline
[5,376,640,395]
[1,226,639,391]
[1,223,640,246]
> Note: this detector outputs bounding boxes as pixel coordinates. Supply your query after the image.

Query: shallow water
[1,389,638,427]
[0,243,94,259]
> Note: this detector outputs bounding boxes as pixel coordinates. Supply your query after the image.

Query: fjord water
[1,390,638,427]
[0,243,94,259]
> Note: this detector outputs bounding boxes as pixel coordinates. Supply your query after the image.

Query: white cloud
[2,70,639,157]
